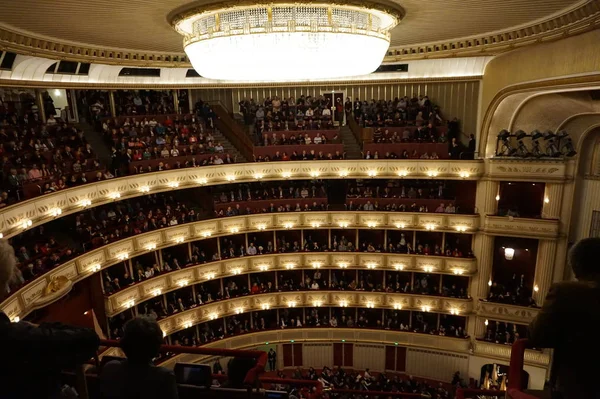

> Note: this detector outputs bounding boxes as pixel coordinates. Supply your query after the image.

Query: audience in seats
[487,274,536,307]
[100,316,179,399]
[113,90,175,116]
[254,149,345,162]
[258,130,340,146]
[0,115,103,202]
[484,320,526,345]
[277,366,451,398]
[352,95,445,127]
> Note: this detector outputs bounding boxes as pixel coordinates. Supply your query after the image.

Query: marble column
[533,240,558,306]
[541,183,563,219]
[108,90,117,117]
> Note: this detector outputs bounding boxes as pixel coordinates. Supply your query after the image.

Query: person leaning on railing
[528,237,600,399]
[0,239,100,399]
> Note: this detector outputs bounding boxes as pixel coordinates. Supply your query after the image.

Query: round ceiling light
[171,2,402,81]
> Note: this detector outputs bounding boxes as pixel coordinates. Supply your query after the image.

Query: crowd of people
[113,90,176,116]
[487,274,537,307]
[483,320,526,346]
[254,149,345,162]
[352,96,444,128]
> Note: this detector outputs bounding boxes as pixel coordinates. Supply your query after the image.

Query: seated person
[100,316,178,399]
[528,237,600,399]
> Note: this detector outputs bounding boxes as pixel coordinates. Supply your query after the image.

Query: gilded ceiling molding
[385,0,600,61]
[0,1,597,66]
[0,76,482,90]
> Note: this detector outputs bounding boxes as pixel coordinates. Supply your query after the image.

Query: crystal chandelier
[171,2,402,81]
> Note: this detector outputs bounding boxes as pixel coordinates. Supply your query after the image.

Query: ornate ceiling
[0,0,596,66]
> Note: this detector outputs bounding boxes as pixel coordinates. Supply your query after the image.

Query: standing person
[528,237,600,399]
[268,348,277,371]
[99,316,178,399]
[0,240,100,399]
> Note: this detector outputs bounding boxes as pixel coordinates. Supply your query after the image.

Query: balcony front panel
[484,215,560,239]
[477,300,540,324]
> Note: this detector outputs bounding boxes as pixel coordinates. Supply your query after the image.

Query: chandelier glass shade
[172,2,401,81]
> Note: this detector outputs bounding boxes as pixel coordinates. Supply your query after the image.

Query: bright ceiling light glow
[172,3,401,81]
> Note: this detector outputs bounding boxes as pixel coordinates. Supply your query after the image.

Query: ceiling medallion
[171,1,402,81]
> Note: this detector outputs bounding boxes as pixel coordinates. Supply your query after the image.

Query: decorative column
[533,240,558,306]
[173,89,180,114]
[188,89,194,114]
[36,89,46,122]
[472,234,495,299]
[541,184,563,219]
[475,180,499,219]
[108,90,117,117]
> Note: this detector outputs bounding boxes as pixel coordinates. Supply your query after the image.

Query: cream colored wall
[353,344,386,372]
[481,30,600,126]
[302,343,334,369]
[194,80,481,136]
[406,348,469,382]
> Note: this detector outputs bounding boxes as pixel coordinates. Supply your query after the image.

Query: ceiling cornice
[0,0,597,67]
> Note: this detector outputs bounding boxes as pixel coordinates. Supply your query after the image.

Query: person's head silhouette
[569,237,600,281]
[121,316,163,364]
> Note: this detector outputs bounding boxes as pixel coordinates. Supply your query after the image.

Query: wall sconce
[450,309,460,315]
[197,178,208,185]
[258,265,269,272]
[455,225,467,232]
[283,222,294,229]
[366,221,377,228]
[287,301,296,308]
[178,280,189,287]
[395,223,406,229]
[311,222,321,228]
[393,303,402,310]
[544,197,550,204]
[49,208,62,217]
[338,221,349,228]
[338,263,348,269]
[261,303,270,310]
[459,171,470,178]
[174,236,185,244]
[168,182,180,188]
[423,266,434,273]
[21,219,33,229]
[230,227,240,234]
[226,175,236,182]
[339,300,348,307]
[312,262,322,269]
[108,192,121,200]
[257,224,267,231]
[117,253,129,261]
[80,199,92,207]
[152,289,162,296]
[183,321,193,329]
[310,171,320,178]
[397,171,408,177]
[367,170,377,177]
[285,263,296,270]
[495,195,500,201]
[394,264,405,271]
[146,243,157,251]
[453,269,464,275]
[366,263,377,269]
[201,231,212,238]
[254,173,263,180]
[205,272,216,280]
[425,224,436,231]
[504,247,515,260]
[488,280,493,286]
[209,312,218,320]
[139,185,150,193]
[421,306,431,312]
[282,172,292,179]
[232,268,241,275]
[533,285,539,292]
[235,307,244,314]
[366,302,375,309]
[90,264,101,273]
[484,319,489,326]
[427,171,438,177]
[313,300,322,307]
[0,233,3,239]
[125,300,135,308]
[162,330,167,338]
[339,170,349,177]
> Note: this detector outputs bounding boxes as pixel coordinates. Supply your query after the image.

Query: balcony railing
[2,211,479,321]
[484,215,560,239]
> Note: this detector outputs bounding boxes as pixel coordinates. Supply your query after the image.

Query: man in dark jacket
[529,237,600,399]
[0,239,100,398]
[99,316,178,399]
